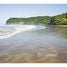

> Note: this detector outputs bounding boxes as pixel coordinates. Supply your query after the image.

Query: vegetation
[50,13,67,25]
[6,13,67,25]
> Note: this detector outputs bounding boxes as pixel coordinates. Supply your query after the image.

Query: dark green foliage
[6,13,67,25]
[50,13,67,25]
[49,17,56,25]
[6,16,51,25]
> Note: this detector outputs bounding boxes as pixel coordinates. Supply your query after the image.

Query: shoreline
[0,25,46,39]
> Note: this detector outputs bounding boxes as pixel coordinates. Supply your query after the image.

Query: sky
[0,4,67,25]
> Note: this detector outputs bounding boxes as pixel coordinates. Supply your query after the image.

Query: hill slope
[6,13,67,25]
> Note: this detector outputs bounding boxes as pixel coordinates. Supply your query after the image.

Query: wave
[0,25,46,39]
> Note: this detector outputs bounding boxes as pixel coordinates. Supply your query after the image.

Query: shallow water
[0,25,67,63]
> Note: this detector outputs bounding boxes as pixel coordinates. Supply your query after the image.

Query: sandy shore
[0,25,46,39]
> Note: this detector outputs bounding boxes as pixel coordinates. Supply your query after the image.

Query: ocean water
[0,25,45,39]
[0,25,67,63]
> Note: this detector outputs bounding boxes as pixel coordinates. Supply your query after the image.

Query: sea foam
[0,25,46,39]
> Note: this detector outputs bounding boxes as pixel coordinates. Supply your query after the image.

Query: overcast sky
[0,4,67,25]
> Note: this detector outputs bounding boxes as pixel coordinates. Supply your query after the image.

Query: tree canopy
[6,13,67,25]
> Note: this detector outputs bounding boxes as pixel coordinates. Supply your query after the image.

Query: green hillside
[6,13,67,25]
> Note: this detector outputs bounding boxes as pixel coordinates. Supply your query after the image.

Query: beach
[0,25,46,39]
[0,25,67,62]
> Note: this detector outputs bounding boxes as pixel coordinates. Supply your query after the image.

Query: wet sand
[0,46,67,63]
[0,25,67,63]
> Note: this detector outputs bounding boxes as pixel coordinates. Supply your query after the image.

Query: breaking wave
[0,25,46,39]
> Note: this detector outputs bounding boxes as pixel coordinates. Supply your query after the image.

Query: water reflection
[55,27,67,39]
